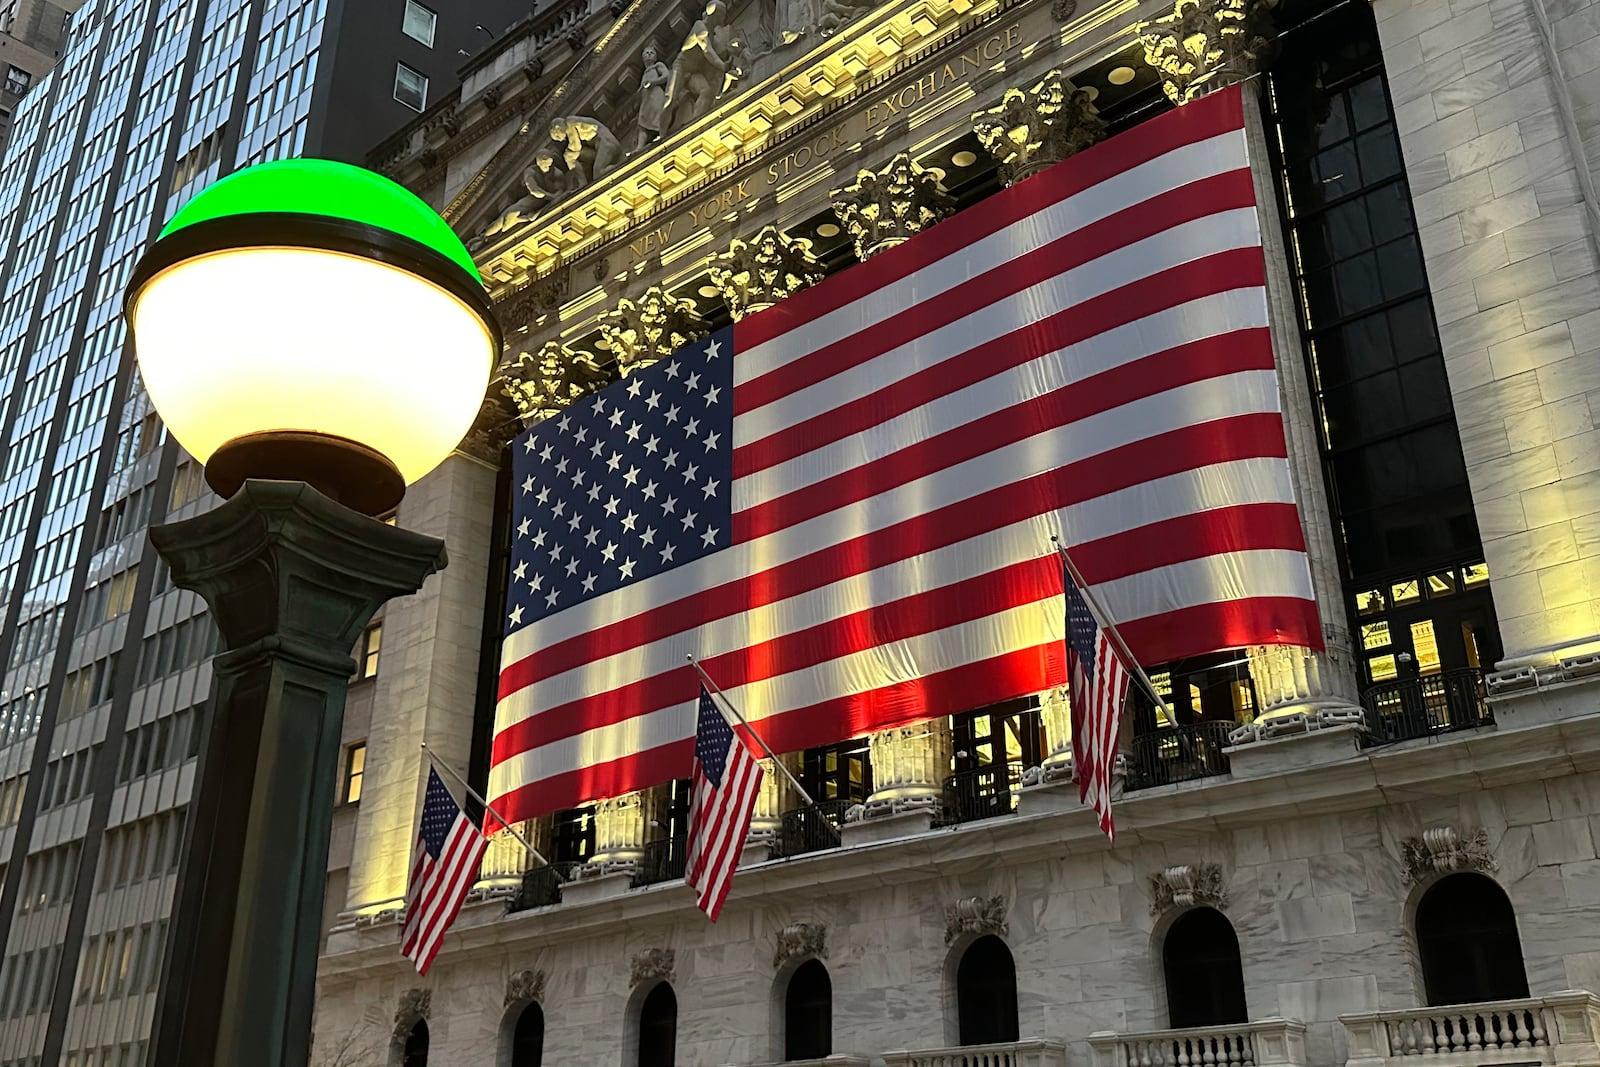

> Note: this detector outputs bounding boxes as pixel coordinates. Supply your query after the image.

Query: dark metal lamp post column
[124,159,501,1067]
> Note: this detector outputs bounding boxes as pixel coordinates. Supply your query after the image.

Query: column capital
[973,69,1107,187]
[500,339,608,424]
[708,225,825,321]
[829,153,957,260]
[598,285,708,372]
[1136,0,1279,105]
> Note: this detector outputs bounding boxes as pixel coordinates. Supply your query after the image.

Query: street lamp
[126,158,500,1067]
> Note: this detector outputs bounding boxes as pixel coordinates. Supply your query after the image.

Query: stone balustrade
[1341,992,1600,1067]
[724,1058,872,1067]
[1088,1019,1307,1067]
[882,1039,1067,1067]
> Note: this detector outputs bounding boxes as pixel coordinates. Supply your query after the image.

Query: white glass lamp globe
[125,158,501,515]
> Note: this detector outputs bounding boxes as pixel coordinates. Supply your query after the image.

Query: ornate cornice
[598,286,708,372]
[1136,0,1278,105]
[630,947,675,986]
[830,152,957,259]
[1401,826,1498,885]
[944,894,1008,944]
[773,922,828,967]
[504,968,547,1007]
[392,988,430,1039]
[708,226,825,320]
[972,68,1106,186]
[1149,863,1227,915]
[458,392,524,461]
[497,266,574,335]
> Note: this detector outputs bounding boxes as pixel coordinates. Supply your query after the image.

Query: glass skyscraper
[0,0,520,1062]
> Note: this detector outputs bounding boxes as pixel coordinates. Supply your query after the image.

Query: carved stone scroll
[1400,826,1498,885]
[944,895,1008,945]
[973,69,1106,186]
[1149,863,1227,915]
[630,947,676,987]
[773,922,828,967]
[708,226,825,320]
[1136,0,1279,105]
[830,153,956,260]
[504,968,547,1007]
[392,988,431,1039]
[598,286,708,373]
[500,340,607,423]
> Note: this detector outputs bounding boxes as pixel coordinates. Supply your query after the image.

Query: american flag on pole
[488,85,1321,825]
[401,768,488,974]
[1064,570,1133,839]
[685,686,764,920]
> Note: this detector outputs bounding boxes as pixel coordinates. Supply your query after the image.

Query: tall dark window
[799,739,872,804]
[784,959,832,1060]
[1416,874,1529,1005]
[637,982,677,1067]
[510,1002,544,1067]
[1163,908,1248,1028]
[551,806,595,864]
[956,935,1019,1046]
[949,699,1044,821]
[402,1020,429,1067]
[1266,0,1500,680]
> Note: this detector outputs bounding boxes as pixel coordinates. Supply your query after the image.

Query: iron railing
[1361,668,1490,745]
[507,860,580,912]
[937,760,1021,826]
[1126,721,1235,791]
[630,836,688,888]
[772,798,853,859]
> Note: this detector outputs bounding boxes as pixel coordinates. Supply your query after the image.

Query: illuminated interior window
[1361,621,1391,650]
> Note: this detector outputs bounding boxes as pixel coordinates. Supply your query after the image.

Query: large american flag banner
[402,768,488,974]
[488,85,1321,824]
[686,687,764,920]
[1064,570,1132,840]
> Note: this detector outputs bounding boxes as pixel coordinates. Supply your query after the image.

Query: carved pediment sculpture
[552,115,624,185]
[501,341,608,422]
[944,895,1008,945]
[817,0,875,35]
[830,153,957,260]
[392,988,431,1039]
[1400,826,1497,885]
[504,968,547,1007]
[598,287,708,373]
[660,0,743,134]
[1137,0,1279,105]
[634,44,672,152]
[773,922,828,967]
[630,947,675,986]
[708,226,824,321]
[1149,863,1227,915]
[973,69,1107,187]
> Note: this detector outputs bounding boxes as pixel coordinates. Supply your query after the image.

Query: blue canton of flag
[1065,581,1098,675]
[505,327,736,631]
[694,688,734,787]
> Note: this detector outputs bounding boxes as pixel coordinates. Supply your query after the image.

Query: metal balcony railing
[1126,721,1234,791]
[507,860,579,912]
[1361,668,1492,746]
[630,836,688,888]
[772,798,853,859]
[937,760,1021,826]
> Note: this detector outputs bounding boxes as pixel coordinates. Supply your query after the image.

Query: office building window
[343,742,366,804]
[394,63,428,111]
[358,622,382,679]
[402,0,436,47]
[3,65,29,96]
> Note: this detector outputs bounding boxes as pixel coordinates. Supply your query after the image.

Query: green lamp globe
[125,158,501,515]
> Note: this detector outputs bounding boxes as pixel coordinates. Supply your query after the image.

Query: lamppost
[124,158,500,1067]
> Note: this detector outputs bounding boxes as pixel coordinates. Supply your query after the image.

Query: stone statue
[484,145,576,236]
[635,44,671,151]
[817,0,872,34]
[551,115,623,186]
[660,0,739,133]
[777,0,817,43]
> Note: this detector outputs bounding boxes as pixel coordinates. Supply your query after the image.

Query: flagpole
[1050,535,1175,720]
[420,742,556,872]
[685,655,844,845]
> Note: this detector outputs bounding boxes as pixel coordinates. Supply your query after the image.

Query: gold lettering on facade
[627,219,677,258]
[865,24,1022,130]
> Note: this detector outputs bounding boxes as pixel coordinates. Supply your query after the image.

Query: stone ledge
[1223,724,1364,779]
[841,807,935,846]
[559,869,634,905]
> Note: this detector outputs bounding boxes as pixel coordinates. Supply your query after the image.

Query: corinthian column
[1135,0,1280,105]
[709,226,825,321]
[584,790,657,876]
[972,69,1107,186]
[861,721,953,819]
[1035,686,1075,783]
[597,285,708,375]
[829,153,957,260]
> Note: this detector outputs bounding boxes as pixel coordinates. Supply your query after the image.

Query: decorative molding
[830,152,957,260]
[458,392,524,461]
[944,894,1008,945]
[630,947,675,987]
[773,922,828,967]
[1136,0,1278,105]
[1149,863,1227,915]
[1401,826,1498,885]
[1051,0,1077,19]
[497,267,573,333]
[708,226,825,320]
[598,286,708,372]
[504,968,547,1007]
[500,340,608,422]
[972,68,1106,186]
[392,988,431,1039]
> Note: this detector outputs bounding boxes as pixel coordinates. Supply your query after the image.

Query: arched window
[956,935,1019,1046]
[637,982,677,1067]
[1163,908,1247,1028]
[1416,873,1529,1005]
[785,959,832,1060]
[511,1002,544,1067]
[402,1020,429,1067]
